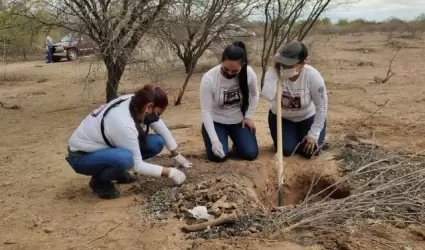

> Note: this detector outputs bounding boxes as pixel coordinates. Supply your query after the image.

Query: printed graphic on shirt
[219,85,241,109]
[281,89,302,110]
[91,104,107,117]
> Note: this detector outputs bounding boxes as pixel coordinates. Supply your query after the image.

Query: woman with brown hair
[66,84,190,199]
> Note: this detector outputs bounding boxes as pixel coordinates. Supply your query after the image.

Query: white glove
[173,154,193,168]
[211,140,226,159]
[168,167,186,185]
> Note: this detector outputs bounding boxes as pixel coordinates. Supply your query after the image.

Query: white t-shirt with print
[68,95,178,178]
[261,64,328,140]
[200,65,259,143]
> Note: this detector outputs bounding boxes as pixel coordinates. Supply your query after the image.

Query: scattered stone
[248,227,258,233]
[43,227,54,233]
[391,217,407,229]
[403,247,412,250]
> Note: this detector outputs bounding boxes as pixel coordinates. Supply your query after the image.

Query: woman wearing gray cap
[261,41,327,159]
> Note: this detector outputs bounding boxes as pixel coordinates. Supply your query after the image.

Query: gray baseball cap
[274,41,308,66]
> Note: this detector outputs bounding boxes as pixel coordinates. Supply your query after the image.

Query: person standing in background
[45,36,53,63]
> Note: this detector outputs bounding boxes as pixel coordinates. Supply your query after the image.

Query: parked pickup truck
[47,32,98,62]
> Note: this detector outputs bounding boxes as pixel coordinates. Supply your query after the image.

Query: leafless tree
[22,0,170,102]
[260,0,332,88]
[157,0,259,106]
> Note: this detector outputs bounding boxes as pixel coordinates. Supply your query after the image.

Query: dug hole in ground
[140,134,425,250]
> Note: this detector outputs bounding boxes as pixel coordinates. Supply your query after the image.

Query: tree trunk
[260,68,267,89]
[104,55,126,102]
[175,59,197,106]
[182,54,193,73]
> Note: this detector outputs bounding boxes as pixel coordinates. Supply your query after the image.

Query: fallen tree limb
[181,213,238,232]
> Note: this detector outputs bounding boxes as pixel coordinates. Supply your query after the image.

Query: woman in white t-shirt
[200,41,260,162]
[66,85,191,199]
[261,41,328,159]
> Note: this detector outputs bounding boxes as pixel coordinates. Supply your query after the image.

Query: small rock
[248,227,258,233]
[403,247,412,250]
[391,217,407,229]
[219,231,229,238]
[4,240,17,245]
[186,234,197,240]
[240,230,250,237]
[191,239,204,248]
[254,224,264,231]
[43,227,54,233]
[337,241,353,250]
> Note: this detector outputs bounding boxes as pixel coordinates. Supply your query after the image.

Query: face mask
[281,68,300,79]
[144,113,160,125]
[221,68,239,79]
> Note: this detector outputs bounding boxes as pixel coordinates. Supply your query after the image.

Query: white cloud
[325,0,425,22]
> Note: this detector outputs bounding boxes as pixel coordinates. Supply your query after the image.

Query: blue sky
[324,0,425,22]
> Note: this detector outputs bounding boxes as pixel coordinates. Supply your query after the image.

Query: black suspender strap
[100,98,128,147]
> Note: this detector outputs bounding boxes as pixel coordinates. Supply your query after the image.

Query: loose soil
[1,33,425,250]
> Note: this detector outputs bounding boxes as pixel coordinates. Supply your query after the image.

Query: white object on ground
[187,206,215,221]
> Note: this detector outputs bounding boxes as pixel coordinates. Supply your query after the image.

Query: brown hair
[143,84,169,109]
[129,86,155,146]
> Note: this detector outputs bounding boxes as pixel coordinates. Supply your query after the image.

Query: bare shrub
[265,141,425,248]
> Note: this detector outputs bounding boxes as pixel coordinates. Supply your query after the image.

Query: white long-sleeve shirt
[200,65,259,143]
[68,96,177,178]
[261,64,328,140]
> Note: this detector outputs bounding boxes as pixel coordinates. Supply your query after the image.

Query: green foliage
[336,19,349,26]
[0,2,59,59]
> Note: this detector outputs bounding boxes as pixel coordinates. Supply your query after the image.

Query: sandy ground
[1,33,425,249]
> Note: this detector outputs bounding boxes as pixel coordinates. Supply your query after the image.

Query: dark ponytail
[221,41,249,116]
[129,85,155,146]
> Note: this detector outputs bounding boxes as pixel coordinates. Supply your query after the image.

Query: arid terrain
[1,33,425,250]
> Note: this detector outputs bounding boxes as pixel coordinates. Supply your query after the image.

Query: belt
[67,146,89,158]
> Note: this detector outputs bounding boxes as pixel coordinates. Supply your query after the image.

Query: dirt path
[1,34,425,249]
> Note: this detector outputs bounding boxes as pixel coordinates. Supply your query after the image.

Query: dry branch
[181,213,238,232]
[70,218,127,249]
[25,0,171,102]
[155,0,260,105]
[374,47,401,84]
[260,0,332,88]
[266,146,425,246]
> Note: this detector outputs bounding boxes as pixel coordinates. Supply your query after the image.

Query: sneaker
[89,178,120,199]
[115,172,137,184]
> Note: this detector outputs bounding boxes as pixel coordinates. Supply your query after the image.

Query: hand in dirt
[211,140,226,159]
[173,154,193,168]
[302,136,319,156]
[242,118,256,134]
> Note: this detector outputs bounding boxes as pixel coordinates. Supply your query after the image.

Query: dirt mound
[145,175,266,239]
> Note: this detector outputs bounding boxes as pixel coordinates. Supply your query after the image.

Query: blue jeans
[268,110,326,158]
[202,122,259,162]
[66,134,165,181]
[46,45,53,63]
